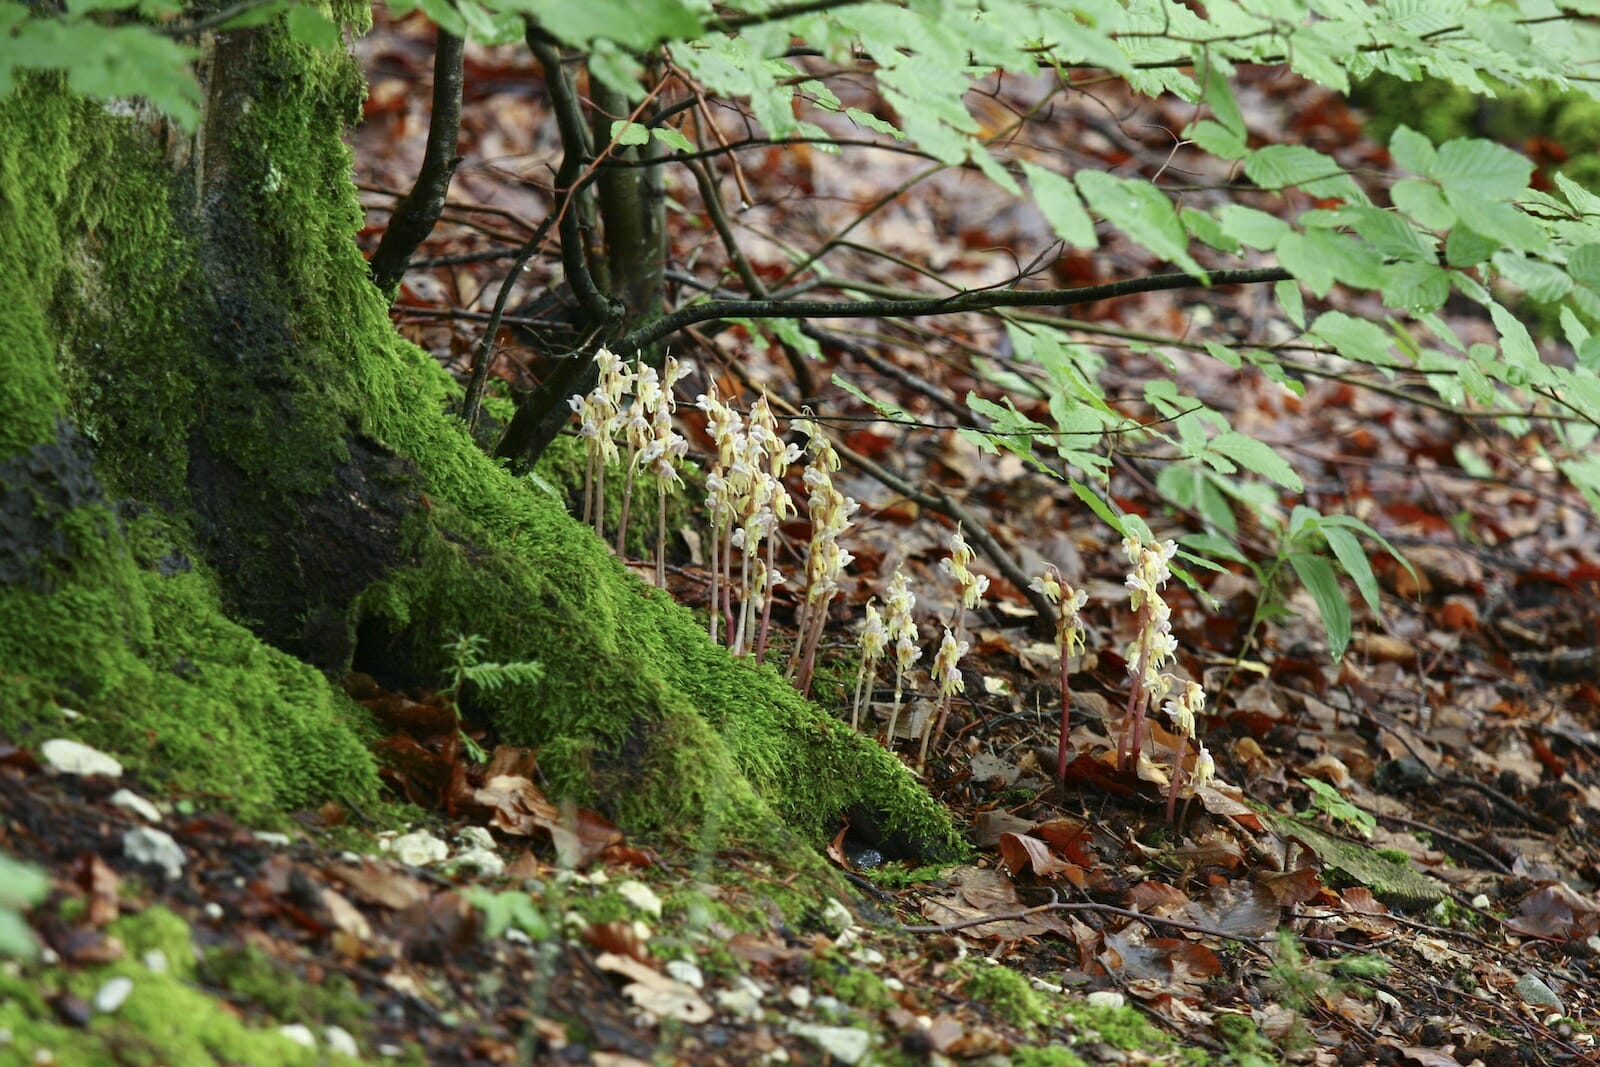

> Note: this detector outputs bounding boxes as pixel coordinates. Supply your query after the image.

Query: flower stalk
[1029,564,1088,782]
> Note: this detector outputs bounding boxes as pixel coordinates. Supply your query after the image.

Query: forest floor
[7,13,1600,1067]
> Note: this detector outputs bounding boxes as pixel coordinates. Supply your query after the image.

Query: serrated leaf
[1309,311,1402,367]
[1429,137,1534,200]
[1204,341,1241,369]
[1492,252,1573,303]
[1185,119,1248,160]
[1021,162,1096,249]
[1217,204,1289,250]
[845,106,903,139]
[1444,225,1498,267]
[1391,179,1454,231]
[1381,261,1452,314]
[1208,431,1303,492]
[536,0,701,50]
[1443,189,1547,255]
[831,373,912,424]
[1275,279,1304,328]
[1076,170,1204,279]
[1200,56,1244,138]
[1288,552,1351,661]
[1388,125,1435,175]
[651,126,693,153]
[610,120,650,147]
[1245,144,1361,200]
[1569,244,1600,289]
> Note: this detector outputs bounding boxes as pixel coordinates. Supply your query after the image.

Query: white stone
[142,950,168,974]
[818,898,854,936]
[616,880,662,918]
[665,959,703,990]
[324,1026,359,1057]
[786,1022,870,1065]
[254,832,292,847]
[203,902,223,921]
[109,790,161,823]
[40,739,122,778]
[278,1024,316,1049]
[386,829,448,866]
[457,827,495,851]
[714,978,765,1022]
[123,828,185,880]
[1086,990,1125,1010]
[1515,973,1563,1014]
[92,977,134,1013]
[786,985,812,1010]
[452,847,505,878]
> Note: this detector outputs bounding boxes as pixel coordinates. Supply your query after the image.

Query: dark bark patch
[0,420,107,590]
[188,431,420,670]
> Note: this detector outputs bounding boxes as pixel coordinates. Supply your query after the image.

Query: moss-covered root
[0,907,379,1066]
[356,487,967,862]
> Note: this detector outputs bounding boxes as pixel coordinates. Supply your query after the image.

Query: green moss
[198,945,369,1032]
[1215,1012,1278,1066]
[2,12,961,879]
[1011,1049,1090,1067]
[0,907,367,1066]
[955,961,1051,1028]
[810,956,894,1012]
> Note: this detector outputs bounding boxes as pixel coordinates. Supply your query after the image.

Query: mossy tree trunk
[0,17,962,861]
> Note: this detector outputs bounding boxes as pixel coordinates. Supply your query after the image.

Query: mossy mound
[0,22,964,862]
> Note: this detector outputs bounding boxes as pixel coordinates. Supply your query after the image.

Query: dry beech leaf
[997,832,1081,881]
[326,861,431,911]
[594,951,712,1024]
[322,886,372,941]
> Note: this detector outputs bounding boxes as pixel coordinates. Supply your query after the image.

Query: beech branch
[369,26,466,296]
[615,267,1293,354]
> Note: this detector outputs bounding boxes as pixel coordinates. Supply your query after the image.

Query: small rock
[1515,973,1564,1014]
[714,978,765,1022]
[1086,990,1126,1010]
[665,959,703,990]
[457,827,495,851]
[812,994,844,1018]
[142,950,168,974]
[40,740,122,778]
[109,789,161,823]
[123,828,185,880]
[278,1024,316,1049]
[324,1025,359,1057]
[818,898,854,936]
[452,847,505,878]
[786,985,812,1010]
[786,1022,871,1065]
[93,977,134,1014]
[616,880,662,918]
[254,832,292,848]
[203,902,223,921]
[386,829,448,867]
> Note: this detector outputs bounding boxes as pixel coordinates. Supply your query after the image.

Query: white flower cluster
[791,417,859,692]
[880,564,921,744]
[1030,562,1090,779]
[1117,533,1179,771]
[568,348,635,538]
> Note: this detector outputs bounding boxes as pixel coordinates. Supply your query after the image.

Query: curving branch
[616,267,1293,354]
[369,26,466,297]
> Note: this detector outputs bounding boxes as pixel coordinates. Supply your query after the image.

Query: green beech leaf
[1429,137,1534,200]
[1388,125,1435,174]
[1076,171,1204,279]
[1021,162,1096,249]
[609,120,650,146]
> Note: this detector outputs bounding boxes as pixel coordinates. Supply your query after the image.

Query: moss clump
[810,954,895,1013]
[955,961,1051,1028]
[199,945,370,1033]
[0,907,368,1066]
[1011,1049,1090,1067]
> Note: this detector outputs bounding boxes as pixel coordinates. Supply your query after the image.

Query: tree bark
[0,22,961,862]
